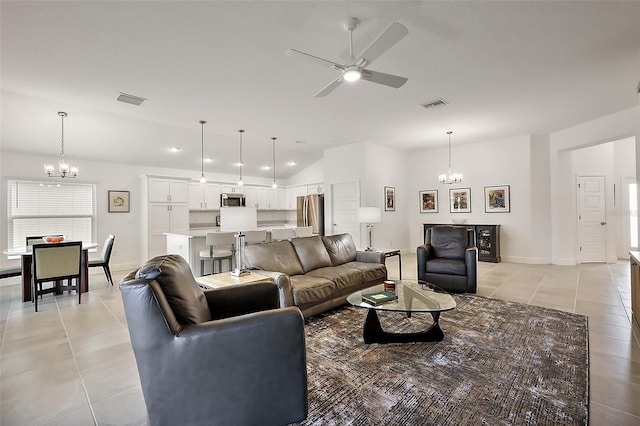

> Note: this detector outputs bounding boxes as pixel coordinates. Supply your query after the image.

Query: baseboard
[500,255,552,265]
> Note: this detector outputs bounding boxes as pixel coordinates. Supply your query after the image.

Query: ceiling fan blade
[285,49,342,69]
[314,75,344,97]
[360,69,408,89]
[356,22,408,66]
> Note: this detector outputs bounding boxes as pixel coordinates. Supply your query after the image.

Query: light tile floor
[1,256,639,425]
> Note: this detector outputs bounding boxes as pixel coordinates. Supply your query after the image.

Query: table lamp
[358,207,381,251]
[220,206,258,276]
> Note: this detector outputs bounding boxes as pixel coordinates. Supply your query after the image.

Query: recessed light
[169,147,181,153]
[234,162,244,167]
[287,161,297,166]
[205,157,213,163]
[262,165,271,171]
[294,140,308,145]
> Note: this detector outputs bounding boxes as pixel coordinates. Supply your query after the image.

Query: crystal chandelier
[199,120,207,183]
[438,131,462,184]
[45,112,78,178]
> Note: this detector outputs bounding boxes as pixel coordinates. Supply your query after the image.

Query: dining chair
[270,227,295,241]
[89,234,115,285]
[199,232,235,275]
[31,241,82,312]
[294,226,313,238]
[244,230,267,245]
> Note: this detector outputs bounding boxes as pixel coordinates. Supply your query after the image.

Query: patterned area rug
[293,295,589,426]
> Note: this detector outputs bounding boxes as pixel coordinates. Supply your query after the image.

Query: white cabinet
[288,186,308,210]
[256,188,268,209]
[277,188,287,210]
[143,176,190,260]
[264,188,279,210]
[189,182,220,210]
[307,183,323,195]
[149,177,189,203]
[244,186,257,208]
[220,184,244,194]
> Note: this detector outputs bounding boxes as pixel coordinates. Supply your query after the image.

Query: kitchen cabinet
[189,182,221,210]
[289,186,308,210]
[148,177,189,203]
[631,252,640,328]
[244,187,258,208]
[277,188,287,210]
[220,184,244,194]
[307,183,323,195]
[148,203,189,258]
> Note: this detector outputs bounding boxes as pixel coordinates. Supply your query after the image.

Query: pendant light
[271,137,277,188]
[237,129,245,186]
[438,131,462,184]
[45,112,78,178]
[199,120,207,183]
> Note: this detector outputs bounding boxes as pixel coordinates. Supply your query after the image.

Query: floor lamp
[358,207,381,251]
[220,206,258,276]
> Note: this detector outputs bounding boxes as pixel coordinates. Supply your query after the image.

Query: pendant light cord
[238,130,244,183]
[272,137,277,185]
[200,120,206,176]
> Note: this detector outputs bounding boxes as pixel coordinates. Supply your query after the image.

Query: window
[630,183,638,250]
[7,179,96,249]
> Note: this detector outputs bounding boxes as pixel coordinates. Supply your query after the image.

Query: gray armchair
[119,254,307,426]
[417,226,478,293]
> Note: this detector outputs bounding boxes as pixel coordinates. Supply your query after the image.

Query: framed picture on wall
[449,188,471,213]
[419,190,438,213]
[384,186,396,211]
[108,190,130,213]
[484,185,510,212]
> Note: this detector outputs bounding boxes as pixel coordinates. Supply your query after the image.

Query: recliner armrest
[205,282,279,320]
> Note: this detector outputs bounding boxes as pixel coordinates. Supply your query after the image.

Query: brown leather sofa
[244,233,387,318]
[120,254,308,426]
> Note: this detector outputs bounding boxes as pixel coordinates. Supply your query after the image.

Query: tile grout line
[54,296,99,426]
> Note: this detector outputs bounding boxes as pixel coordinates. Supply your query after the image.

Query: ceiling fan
[285,18,409,97]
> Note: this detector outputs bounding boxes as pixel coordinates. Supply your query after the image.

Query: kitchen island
[165,225,296,276]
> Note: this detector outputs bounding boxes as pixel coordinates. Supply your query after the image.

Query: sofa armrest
[356,250,385,264]
[248,270,295,308]
[204,282,279,320]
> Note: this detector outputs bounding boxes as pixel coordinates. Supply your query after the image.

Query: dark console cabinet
[423,224,501,263]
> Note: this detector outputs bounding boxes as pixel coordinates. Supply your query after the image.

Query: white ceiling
[2,1,639,180]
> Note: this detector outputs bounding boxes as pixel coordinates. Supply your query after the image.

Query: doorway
[330,181,360,243]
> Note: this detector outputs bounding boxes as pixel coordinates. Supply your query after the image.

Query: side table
[380,249,402,280]
[196,271,272,289]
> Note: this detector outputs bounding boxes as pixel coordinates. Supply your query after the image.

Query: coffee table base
[363,308,444,344]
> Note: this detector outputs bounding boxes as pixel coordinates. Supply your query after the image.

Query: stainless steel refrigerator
[297,194,325,236]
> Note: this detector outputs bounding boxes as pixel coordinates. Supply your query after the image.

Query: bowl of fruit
[42,235,66,244]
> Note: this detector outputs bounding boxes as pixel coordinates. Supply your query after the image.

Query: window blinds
[7,179,97,249]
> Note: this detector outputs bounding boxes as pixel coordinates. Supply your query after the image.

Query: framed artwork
[108,190,130,213]
[419,190,438,213]
[485,185,511,213]
[449,188,471,213]
[384,186,396,211]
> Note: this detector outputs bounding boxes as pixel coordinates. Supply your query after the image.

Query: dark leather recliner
[417,226,478,293]
[119,254,308,426]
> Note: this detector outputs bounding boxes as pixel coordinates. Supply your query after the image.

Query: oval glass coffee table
[347,280,456,344]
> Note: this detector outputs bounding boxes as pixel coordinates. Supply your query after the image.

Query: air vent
[421,98,448,109]
[117,92,146,106]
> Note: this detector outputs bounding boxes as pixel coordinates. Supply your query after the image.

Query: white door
[330,181,360,244]
[578,175,607,263]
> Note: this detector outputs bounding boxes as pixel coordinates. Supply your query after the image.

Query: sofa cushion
[290,236,333,273]
[306,265,363,291]
[243,240,304,276]
[289,275,336,306]
[424,258,467,276]
[344,261,387,283]
[136,254,211,325]
[431,227,467,259]
[322,234,357,266]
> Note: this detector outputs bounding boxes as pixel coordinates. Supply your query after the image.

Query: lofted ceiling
[1,1,639,180]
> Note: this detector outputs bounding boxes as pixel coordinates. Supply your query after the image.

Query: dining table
[3,242,98,302]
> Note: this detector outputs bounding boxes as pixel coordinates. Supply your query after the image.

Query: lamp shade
[220,207,258,232]
[358,207,381,224]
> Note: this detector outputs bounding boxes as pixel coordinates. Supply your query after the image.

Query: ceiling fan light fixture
[343,67,361,82]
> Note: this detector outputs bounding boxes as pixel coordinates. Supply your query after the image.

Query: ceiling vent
[117,92,146,106]
[421,98,448,110]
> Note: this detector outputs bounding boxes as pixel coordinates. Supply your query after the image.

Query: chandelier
[271,137,277,188]
[438,131,462,184]
[45,112,78,178]
[199,120,207,183]
[237,129,245,186]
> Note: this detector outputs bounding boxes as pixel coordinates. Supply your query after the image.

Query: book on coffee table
[361,291,398,306]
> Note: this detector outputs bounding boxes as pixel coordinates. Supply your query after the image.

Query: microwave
[221,193,246,207]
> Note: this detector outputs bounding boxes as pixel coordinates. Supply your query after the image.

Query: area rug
[292,295,589,426]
